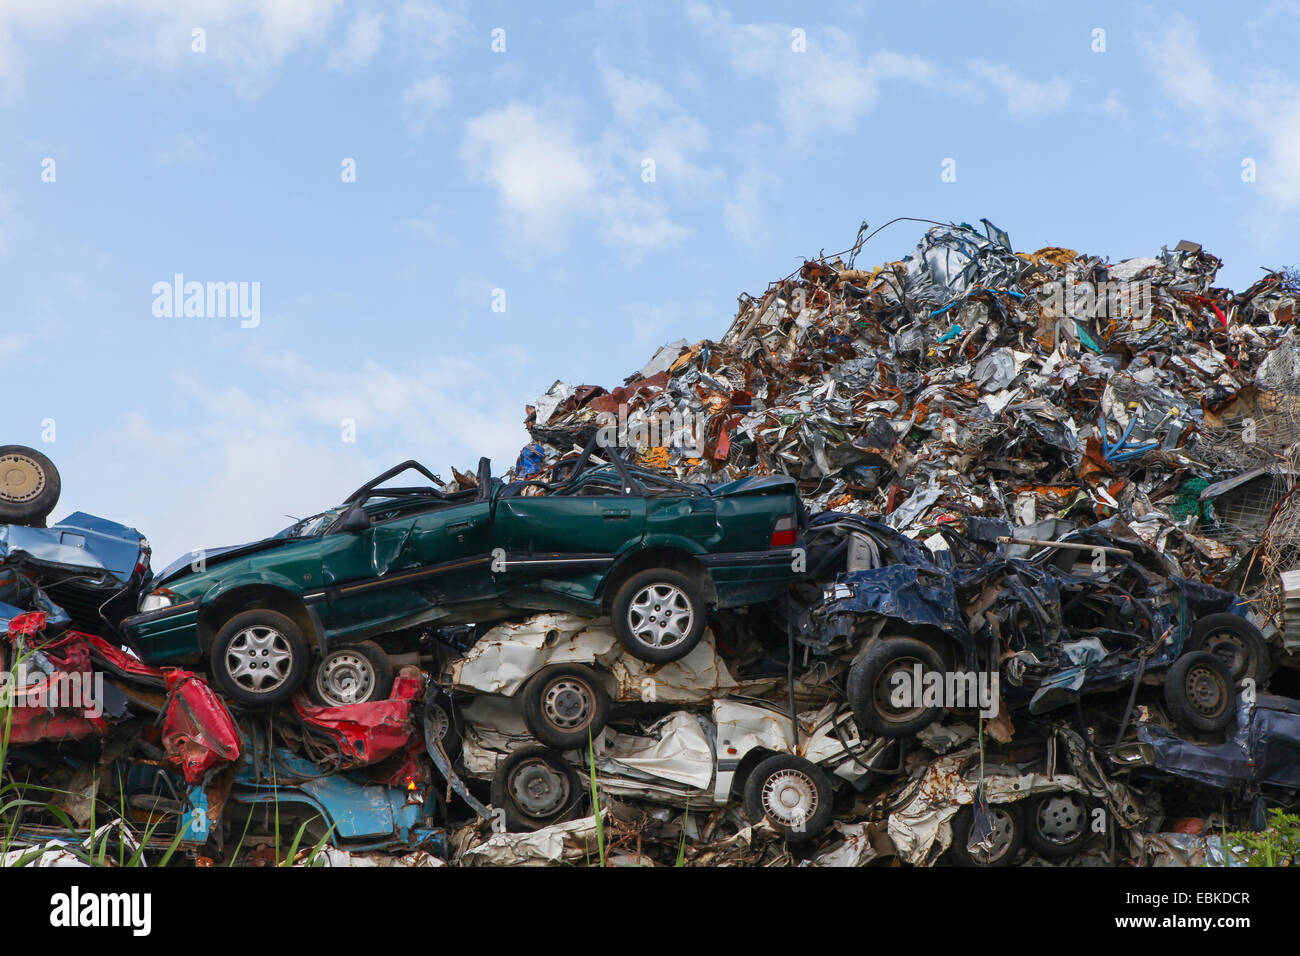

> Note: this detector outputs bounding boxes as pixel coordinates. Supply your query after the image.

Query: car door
[318,497,494,637]
[492,481,646,601]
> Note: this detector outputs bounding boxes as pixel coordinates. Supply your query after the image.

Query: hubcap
[316,650,374,705]
[225,626,294,694]
[430,703,451,741]
[1186,664,1228,718]
[968,806,1016,864]
[627,583,694,649]
[542,677,594,732]
[1036,793,1086,845]
[761,768,818,827]
[509,758,570,818]
[0,453,44,504]
[874,657,927,723]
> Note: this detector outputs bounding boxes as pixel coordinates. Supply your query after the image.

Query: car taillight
[770,515,797,547]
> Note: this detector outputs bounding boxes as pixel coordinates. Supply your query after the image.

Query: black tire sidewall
[0,445,61,526]
[847,636,947,738]
[611,568,706,664]
[489,746,584,832]
[521,664,610,750]
[949,801,1026,867]
[210,609,308,707]
[1164,650,1235,733]
[1189,613,1271,685]
[742,753,835,843]
[308,640,394,706]
[1024,791,1091,859]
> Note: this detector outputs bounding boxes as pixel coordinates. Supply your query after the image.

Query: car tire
[846,636,947,738]
[1188,613,1271,687]
[308,640,394,707]
[427,690,463,761]
[742,753,835,844]
[0,445,61,527]
[1165,650,1235,733]
[490,746,585,832]
[520,664,610,750]
[611,568,706,664]
[948,801,1025,867]
[210,609,309,707]
[1025,791,1092,860]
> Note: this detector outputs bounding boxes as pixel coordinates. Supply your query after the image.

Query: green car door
[491,483,646,603]
[319,498,494,638]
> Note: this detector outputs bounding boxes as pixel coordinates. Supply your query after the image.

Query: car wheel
[846,636,947,738]
[490,746,585,832]
[0,445,61,527]
[308,641,394,707]
[521,664,610,750]
[1165,650,1235,733]
[743,754,835,844]
[949,801,1025,867]
[1025,791,1091,859]
[427,691,463,760]
[210,609,309,707]
[611,568,706,664]
[1188,613,1271,686]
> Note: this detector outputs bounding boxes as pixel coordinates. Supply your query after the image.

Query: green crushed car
[123,438,803,706]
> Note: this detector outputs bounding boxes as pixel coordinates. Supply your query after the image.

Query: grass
[587,728,605,867]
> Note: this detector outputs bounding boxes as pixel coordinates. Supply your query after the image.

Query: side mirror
[338,505,371,534]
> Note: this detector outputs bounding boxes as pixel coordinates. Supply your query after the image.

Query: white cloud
[326,9,383,71]
[461,102,599,244]
[1140,15,1300,210]
[967,59,1071,116]
[0,0,344,97]
[686,3,935,138]
[462,101,691,258]
[401,74,452,130]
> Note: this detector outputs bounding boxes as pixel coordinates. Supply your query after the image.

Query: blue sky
[2,0,1298,566]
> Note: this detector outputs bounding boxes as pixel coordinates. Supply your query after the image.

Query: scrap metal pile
[6,219,1300,867]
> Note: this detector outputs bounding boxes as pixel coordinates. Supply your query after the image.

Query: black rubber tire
[0,445,61,526]
[846,636,947,738]
[1024,791,1092,860]
[520,664,610,750]
[209,609,309,707]
[490,746,585,832]
[949,801,1025,867]
[1188,613,1271,686]
[427,691,463,761]
[307,640,393,707]
[611,568,706,664]
[1164,650,1235,733]
[742,753,835,844]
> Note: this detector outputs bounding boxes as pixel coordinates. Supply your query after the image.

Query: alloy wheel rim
[627,584,694,649]
[226,626,293,693]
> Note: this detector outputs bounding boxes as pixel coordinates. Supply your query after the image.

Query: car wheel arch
[199,584,322,655]
[600,546,716,610]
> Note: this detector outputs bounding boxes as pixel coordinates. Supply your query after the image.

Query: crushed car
[122,434,802,706]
